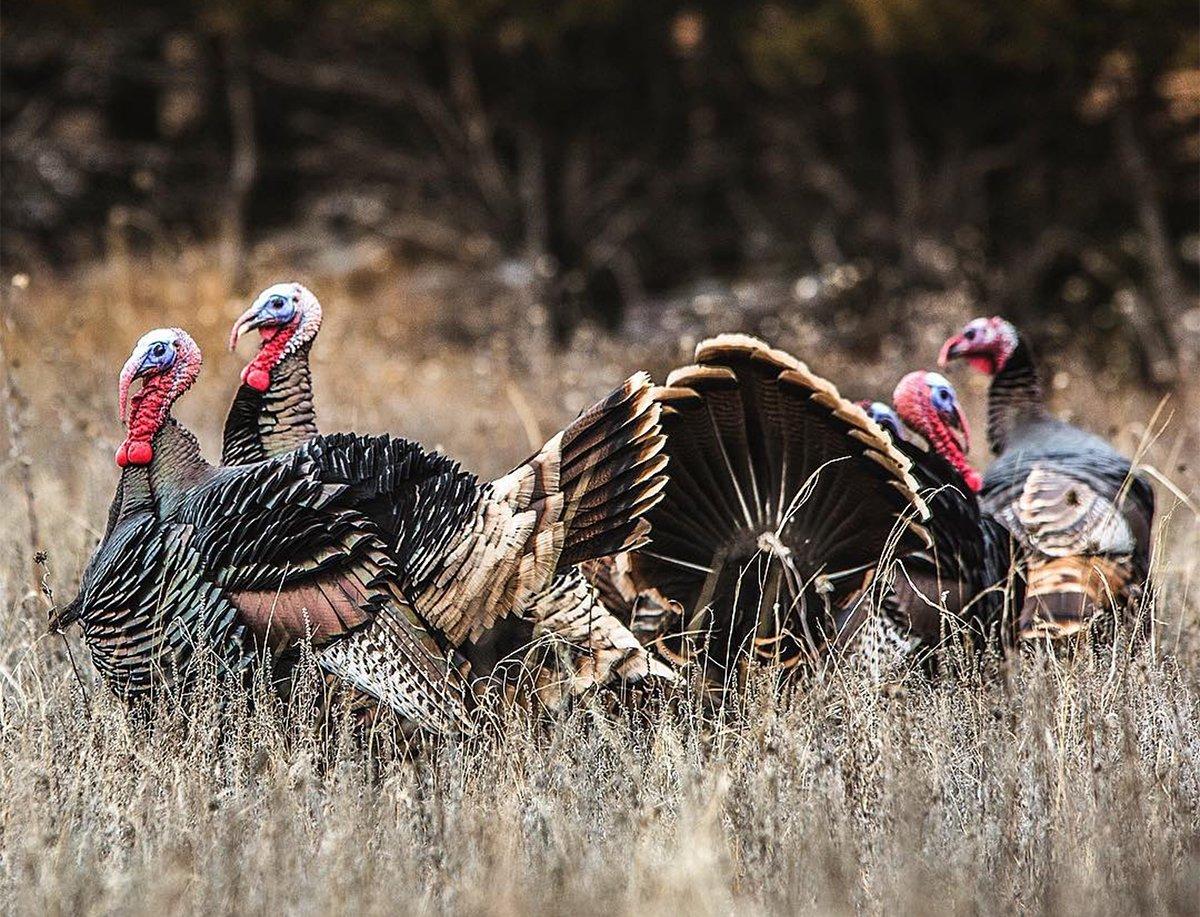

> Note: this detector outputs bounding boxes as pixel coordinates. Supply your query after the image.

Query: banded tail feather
[513,371,669,569]
[1019,554,1132,638]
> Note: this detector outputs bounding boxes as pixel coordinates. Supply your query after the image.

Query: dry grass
[1,249,1198,915]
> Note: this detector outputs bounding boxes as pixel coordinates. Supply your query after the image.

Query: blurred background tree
[2,0,1197,378]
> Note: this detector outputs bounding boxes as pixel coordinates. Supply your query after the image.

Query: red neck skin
[241,320,299,393]
[117,374,176,467]
[896,396,983,494]
[968,354,999,375]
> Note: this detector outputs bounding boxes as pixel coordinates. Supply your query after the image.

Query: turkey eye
[271,297,286,310]
[964,329,976,341]
[150,342,167,358]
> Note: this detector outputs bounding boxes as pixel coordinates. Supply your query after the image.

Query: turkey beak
[229,305,265,351]
[938,335,966,367]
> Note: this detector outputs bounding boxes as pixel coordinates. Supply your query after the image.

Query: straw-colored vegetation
[1,251,1197,915]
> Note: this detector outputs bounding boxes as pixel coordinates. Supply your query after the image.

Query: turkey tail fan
[625,334,931,676]
[518,372,670,568]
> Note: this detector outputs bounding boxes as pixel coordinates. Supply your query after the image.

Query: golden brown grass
[1,249,1198,915]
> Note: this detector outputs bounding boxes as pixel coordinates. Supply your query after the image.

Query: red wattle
[240,319,297,394]
[242,366,271,392]
[967,355,996,375]
[116,439,153,467]
[963,468,984,493]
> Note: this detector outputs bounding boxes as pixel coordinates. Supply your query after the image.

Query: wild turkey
[851,372,1023,662]
[939,316,1155,639]
[56,327,668,732]
[225,283,673,690]
[587,334,932,685]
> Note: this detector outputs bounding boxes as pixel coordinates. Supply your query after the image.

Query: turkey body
[981,415,1154,637]
[62,421,475,733]
[874,435,1023,656]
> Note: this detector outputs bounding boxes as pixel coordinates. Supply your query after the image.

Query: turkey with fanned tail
[224,283,674,695]
[57,325,669,734]
[588,334,932,686]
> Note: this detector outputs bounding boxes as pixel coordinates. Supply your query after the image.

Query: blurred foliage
[2,0,1197,369]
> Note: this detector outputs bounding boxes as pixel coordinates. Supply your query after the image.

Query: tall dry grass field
[1,251,1197,915]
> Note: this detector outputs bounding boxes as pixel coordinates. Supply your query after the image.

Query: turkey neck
[147,420,213,514]
[222,344,318,464]
[225,344,318,464]
[108,465,153,531]
[987,336,1046,455]
[260,345,318,457]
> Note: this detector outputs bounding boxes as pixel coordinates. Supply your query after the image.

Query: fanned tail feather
[618,334,930,676]
[496,372,669,595]
[407,374,668,648]
[550,372,670,563]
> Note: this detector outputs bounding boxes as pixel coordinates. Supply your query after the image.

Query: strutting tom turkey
[940,317,1154,639]
[225,283,674,694]
[587,334,933,686]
